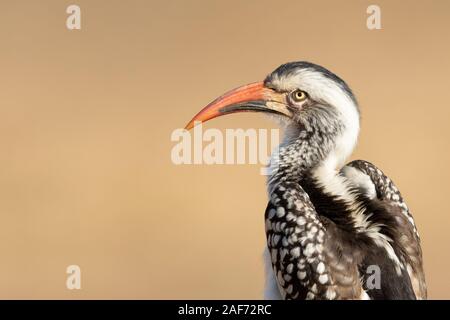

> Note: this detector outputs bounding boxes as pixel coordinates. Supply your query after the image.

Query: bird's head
[185,62,360,169]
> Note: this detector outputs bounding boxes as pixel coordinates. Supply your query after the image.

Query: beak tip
[184,120,196,130]
[184,81,268,131]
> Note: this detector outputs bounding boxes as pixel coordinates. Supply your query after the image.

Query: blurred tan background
[0,0,449,299]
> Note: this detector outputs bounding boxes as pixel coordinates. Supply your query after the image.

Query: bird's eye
[291,90,307,102]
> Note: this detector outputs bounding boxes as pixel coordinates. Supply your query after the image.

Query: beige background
[0,0,449,299]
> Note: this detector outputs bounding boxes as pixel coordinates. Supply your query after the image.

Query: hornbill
[185,62,426,300]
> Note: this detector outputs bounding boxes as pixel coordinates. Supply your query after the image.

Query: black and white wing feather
[345,160,427,299]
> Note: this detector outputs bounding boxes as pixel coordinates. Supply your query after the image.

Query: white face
[266,66,361,169]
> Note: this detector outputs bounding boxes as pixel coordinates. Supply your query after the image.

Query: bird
[184,61,426,300]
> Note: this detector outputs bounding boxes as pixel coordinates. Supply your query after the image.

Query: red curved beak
[185,82,290,130]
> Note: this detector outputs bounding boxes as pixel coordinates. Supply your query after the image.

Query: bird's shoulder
[342,159,427,299]
[342,159,418,238]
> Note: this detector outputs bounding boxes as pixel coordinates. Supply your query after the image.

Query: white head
[264,62,360,169]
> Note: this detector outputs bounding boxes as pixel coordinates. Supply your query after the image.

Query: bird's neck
[268,126,332,193]
[267,121,358,195]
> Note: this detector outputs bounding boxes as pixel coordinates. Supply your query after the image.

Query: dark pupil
[296,91,303,99]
